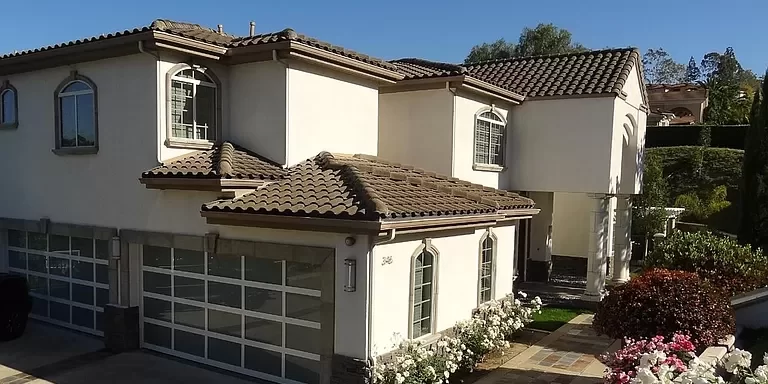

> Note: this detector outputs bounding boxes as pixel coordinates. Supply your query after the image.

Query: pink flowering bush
[600,334,696,384]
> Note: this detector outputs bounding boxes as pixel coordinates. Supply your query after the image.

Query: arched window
[168,65,218,144]
[478,231,497,305]
[410,241,438,339]
[474,110,505,166]
[0,80,18,128]
[54,72,97,153]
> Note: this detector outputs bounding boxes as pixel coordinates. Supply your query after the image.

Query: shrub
[600,334,696,384]
[646,231,768,295]
[593,269,735,348]
[674,185,732,223]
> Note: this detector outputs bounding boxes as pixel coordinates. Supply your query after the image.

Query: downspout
[448,83,458,175]
[273,50,290,166]
[367,229,397,362]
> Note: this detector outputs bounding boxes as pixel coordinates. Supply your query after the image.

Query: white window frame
[167,65,220,149]
[408,239,439,340]
[0,80,18,129]
[477,230,498,306]
[473,108,506,171]
[53,71,99,155]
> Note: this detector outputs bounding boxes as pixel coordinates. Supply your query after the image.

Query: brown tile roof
[0,19,396,71]
[392,48,642,99]
[203,152,535,221]
[142,142,286,180]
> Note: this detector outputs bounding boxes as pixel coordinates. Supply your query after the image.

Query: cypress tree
[740,71,768,248]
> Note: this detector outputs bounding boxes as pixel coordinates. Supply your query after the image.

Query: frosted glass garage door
[140,245,332,384]
[6,229,110,336]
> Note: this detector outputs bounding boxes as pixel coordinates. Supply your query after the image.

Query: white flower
[723,349,752,373]
[395,373,405,384]
[518,291,528,299]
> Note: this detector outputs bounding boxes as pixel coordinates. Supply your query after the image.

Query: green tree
[739,74,768,249]
[464,23,585,64]
[702,47,758,124]
[633,154,670,255]
[674,185,731,223]
[684,56,701,83]
[642,48,686,84]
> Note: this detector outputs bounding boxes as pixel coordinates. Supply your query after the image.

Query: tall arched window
[0,80,18,129]
[410,241,438,339]
[54,72,97,153]
[168,66,218,144]
[474,110,505,166]
[478,231,497,304]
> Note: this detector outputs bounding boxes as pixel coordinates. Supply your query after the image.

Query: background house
[647,83,709,125]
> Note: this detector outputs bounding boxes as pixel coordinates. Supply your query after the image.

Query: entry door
[6,229,110,335]
[140,243,334,384]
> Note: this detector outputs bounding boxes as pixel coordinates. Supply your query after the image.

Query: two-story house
[0,19,647,384]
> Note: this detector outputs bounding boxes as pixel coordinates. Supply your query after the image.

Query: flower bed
[372,293,542,384]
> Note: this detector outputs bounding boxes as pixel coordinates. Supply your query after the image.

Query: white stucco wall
[378,89,454,175]
[552,192,590,258]
[286,61,379,166]
[452,92,512,189]
[611,65,648,195]
[370,224,517,355]
[528,192,554,262]
[507,97,616,193]
[229,61,287,165]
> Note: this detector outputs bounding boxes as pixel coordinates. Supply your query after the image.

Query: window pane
[49,257,70,277]
[286,324,323,355]
[28,276,47,296]
[174,249,204,274]
[174,276,204,302]
[208,281,241,308]
[49,235,69,254]
[32,299,48,317]
[208,338,241,367]
[208,309,241,338]
[171,81,193,139]
[71,237,94,258]
[96,288,109,307]
[50,279,69,300]
[8,230,25,248]
[1,90,15,124]
[196,85,215,140]
[72,307,94,329]
[193,70,211,82]
[208,253,241,279]
[244,257,281,285]
[72,283,94,305]
[50,301,70,323]
[95,240,109,260]
[285,355,321,384]
[144,322,171,348]
[143,271,171,296]
[286,293,322,323]
[28,254,47,273]
[143,246,171,269]
[245,287,282,316]
[245,346,282,377]
[244,316,282,346]
[60,96,77,148]
[286,261,321,290]
[76,93,95,147]
[28,232,47,251]
[96,264,108,284]
[143,297,172,323]
[63,81,91,93]
[174,303,204,330]
[9,251,25,269]
[72,261,94,281]
[174,330,204,357]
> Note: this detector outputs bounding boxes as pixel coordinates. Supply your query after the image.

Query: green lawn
[528,307,592,332]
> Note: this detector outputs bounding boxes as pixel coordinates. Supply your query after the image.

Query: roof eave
[201,210,383,234]
[140,177,268,191]
[381,75,525,104]
[462,76,525,104]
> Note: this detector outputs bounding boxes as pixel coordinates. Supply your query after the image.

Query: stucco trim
[0,80,19,129]
[407,238,440,340]
[472,164,505,173]
[164,63,223,149]
[53,71,99,154]
[0,217,117,240]
[477,229,498,306]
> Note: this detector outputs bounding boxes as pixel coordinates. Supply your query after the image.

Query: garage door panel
[71,261,94,281]
[73,307,94,328]
[141,244,334,384]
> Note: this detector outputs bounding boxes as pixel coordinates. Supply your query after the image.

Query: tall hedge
[739,71,768,250]
[646,125,749,150]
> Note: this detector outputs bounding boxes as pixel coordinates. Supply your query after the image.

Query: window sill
[473,163,505,172]
[52,147,99,156]
[0,122,18,130]
[412,333,442,346]
[165,138,215,150]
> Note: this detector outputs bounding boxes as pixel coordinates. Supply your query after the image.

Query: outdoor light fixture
[344,259,357,292]
[111,236,121,260]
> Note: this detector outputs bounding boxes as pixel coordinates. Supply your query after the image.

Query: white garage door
[6,229,110,335]
[140,244,333,384]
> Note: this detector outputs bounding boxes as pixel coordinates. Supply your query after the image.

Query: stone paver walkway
[475,314,619,384]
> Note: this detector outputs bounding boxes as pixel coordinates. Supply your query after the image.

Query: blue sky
[2,0,766,74]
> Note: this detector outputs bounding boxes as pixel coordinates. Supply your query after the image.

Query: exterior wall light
[111,236,121,260]
[345,236,356,246]
[344,259,357,292]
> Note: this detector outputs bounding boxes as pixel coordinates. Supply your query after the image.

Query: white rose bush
[372,292,542,384]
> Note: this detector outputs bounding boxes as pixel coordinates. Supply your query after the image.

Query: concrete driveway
[0,321,261,384]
